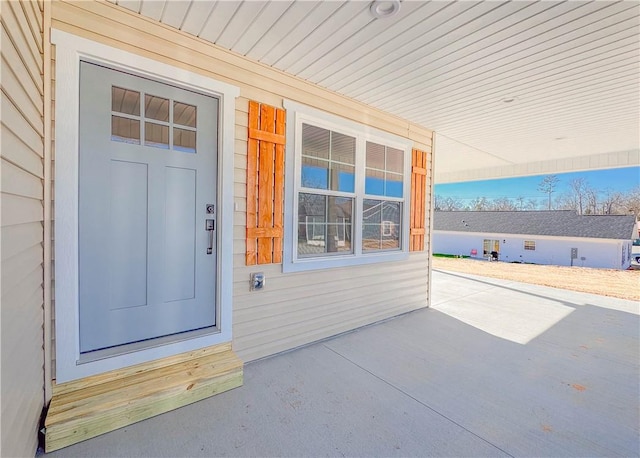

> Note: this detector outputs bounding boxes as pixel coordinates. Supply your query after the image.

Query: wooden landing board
[45,344,243,452]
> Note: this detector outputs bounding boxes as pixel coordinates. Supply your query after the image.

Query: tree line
[435,174,640,216]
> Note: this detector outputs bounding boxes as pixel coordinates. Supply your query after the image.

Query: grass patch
[433,253,471,259]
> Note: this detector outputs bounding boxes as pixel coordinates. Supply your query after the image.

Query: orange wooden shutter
[246,101,286,265]
[410,148,428,251]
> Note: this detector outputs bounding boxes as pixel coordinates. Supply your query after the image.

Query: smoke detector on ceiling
[370,0,401,19]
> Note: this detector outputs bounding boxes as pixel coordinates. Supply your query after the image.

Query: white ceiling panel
[160,1,192,29]
[245,2,319,61]
[261,1,351,66]
[179,2,216,36]
[276,1,373,71]
[215,2,268,50]
[301,1,435,82]
[198,1,242,44]
[117,0,141,14]
[138,0,164,21]
[118,0,640,182]
[231,1,293,56]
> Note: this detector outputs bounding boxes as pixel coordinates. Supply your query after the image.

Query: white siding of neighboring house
[434,231,630,270]
[49,1,433,369]
[1,1,46,457]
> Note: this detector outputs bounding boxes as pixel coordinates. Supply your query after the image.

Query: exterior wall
[1,1,46,457]
[49,0,433,368]
[434,231,629,270]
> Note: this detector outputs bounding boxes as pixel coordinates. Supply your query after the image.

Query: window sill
[282,250,409,273]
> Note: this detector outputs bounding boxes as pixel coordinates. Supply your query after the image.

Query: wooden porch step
[45,343,243,452]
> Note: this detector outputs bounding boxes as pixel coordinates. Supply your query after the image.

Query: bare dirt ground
[432,257,640,302]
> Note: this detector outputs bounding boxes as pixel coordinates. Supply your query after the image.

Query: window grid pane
[174,101,197,127]
[111,116,140,144]
[144,94,169,122]
[145,122,169,149]
[365,141,403,197]
[301,125,355,193]
[174,128,196,153]
[112,87,140,116]
[362,199,401,252]
[298,193,353,257]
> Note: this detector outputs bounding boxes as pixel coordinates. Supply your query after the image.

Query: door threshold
[78,326,219,364]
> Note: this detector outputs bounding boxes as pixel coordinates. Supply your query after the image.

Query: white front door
[78,61,219,354]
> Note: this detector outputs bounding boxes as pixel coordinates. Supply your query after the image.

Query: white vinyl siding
[1,1,45,457]
[49,1,434,370]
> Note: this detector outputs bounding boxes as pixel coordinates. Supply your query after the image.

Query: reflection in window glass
[386,147,404,173]
[301,159,355,192]
[302,124,330,159]
[112,87,140,115]
[110,88,200,154]
[298,193,353,257]
[174,128,196,153]
[365,141,403,197]
[331,131,356,164]
[174,102,197,127]
[366,142,385,169]
[362,199,401,252]
[301,125,355,192]
[385,174,403,198]
[111,116,140,144]
[365,168,384,195]
[301,161,328,189]
[145,94,169,122]
[145,122,169,149]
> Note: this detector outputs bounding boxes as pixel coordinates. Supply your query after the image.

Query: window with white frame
[524,240,536,250]
[284,101,412,272]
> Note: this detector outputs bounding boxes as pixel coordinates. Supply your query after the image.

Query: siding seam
[0,9,43,93]
[1,87,45,139]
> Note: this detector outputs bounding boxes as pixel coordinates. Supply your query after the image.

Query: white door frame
[52,29,239,383]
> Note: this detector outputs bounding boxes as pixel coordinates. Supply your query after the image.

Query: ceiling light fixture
[370,0,401,19]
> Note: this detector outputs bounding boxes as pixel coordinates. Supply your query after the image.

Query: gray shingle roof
[434,210,636,240]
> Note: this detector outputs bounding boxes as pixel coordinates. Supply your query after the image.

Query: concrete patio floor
[46,270,640,457]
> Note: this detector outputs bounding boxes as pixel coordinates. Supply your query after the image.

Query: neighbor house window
[284,101,412,272]
[483,239,499,257]
[524,240,536,250]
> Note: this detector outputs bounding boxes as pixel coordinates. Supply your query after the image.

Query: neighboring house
[433,211,636,270]
[1,2,433,455]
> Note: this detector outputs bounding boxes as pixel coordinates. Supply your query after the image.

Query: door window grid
[111,86,197,153]
[524,240,536,250]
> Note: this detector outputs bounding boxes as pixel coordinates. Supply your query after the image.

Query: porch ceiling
[111,0,640,183]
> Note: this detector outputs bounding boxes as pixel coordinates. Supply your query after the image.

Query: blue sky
[435,167,640,205]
